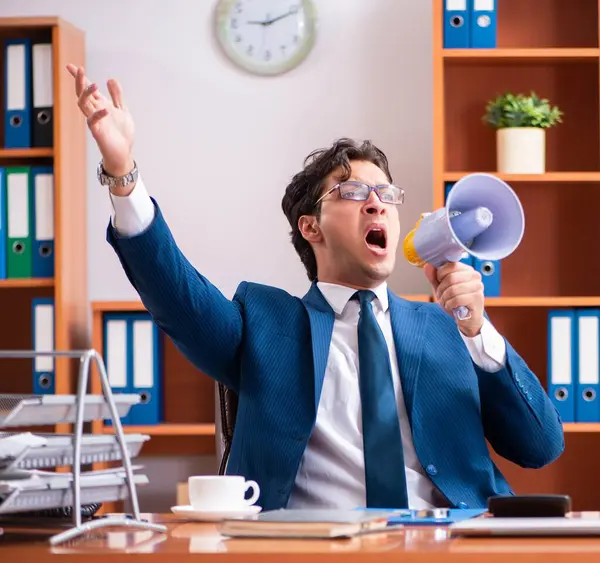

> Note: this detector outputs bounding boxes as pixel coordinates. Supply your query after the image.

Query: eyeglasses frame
[314,180,405,207]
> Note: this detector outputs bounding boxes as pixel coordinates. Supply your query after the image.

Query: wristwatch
[97,159,139,188]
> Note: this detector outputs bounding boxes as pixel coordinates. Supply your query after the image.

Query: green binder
[6,167,33,279]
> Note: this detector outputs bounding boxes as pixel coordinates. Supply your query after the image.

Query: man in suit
[67,64,564,512]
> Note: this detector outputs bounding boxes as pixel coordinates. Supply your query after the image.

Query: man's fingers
[435,261,471,281]
[87,108,109,129]
[77,83,100,117]
[75,66,88,97]
[436,270,477,300]
[66,63,78,78]
[438,280,484,308]
[107,78,126,110]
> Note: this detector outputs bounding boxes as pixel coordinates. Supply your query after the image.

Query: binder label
[551,316,572,384]
[474,0,494,10]
[7,172,29,238]
[7,44,26,111]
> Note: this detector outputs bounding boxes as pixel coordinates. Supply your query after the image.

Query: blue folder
[363,507,487,525]
[4,39,32,148]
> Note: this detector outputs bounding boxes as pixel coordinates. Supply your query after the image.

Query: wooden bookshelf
[0,148,53,158]
[101,423,216,436]
[0,18,88,435]
[433,0,600,510]
[443,171,600,183]
[89,300,218,452]
[443,48,600,62]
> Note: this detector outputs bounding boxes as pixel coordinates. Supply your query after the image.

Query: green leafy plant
[483,91,563,129]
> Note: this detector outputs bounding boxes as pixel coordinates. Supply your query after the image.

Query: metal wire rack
[0,349,167,545]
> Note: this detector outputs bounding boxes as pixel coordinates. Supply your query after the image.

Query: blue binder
[31,166,54,278]
[4,39,32,148]
[548,309,576,423]
[103,313,132,426]
[575,309,600,423]
[444,0,470,48]
[31,297,55,394]
[470,0,497,48]
[0,168,6,280]
[472,258,500,297]
[128,312,163,426]
[445,182,473,267]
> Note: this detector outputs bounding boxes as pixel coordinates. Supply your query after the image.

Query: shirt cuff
[459,317,507,373]
[109,174,156,237]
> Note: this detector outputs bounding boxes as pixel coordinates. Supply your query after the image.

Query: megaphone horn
[403,173,525,320]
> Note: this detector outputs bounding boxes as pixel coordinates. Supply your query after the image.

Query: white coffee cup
[188,475,260,511]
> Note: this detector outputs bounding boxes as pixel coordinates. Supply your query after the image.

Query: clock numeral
[247,44,254,56]
[293,34,300,44]
[235,2,243,13]
[235,34,242,43]
[231,17,238,29]
[264,50,272,61]
[280,45,286,54]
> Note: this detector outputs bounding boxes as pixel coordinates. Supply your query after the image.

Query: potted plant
[482,91,563,174]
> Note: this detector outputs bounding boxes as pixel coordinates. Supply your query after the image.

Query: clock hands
[246,6,299,26]
[266,6,299,25]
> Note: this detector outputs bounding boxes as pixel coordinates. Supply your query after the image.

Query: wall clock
[215,0,318,76]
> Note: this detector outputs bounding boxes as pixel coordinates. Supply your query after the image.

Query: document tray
[0,470,149,515]
[0,393,140,427]
[0,432,150,471]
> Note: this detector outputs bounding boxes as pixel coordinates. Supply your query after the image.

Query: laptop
[449,513,600,537]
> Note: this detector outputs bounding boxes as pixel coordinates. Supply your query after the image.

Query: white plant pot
[496,127,546,174]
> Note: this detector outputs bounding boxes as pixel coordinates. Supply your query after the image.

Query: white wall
[3,0,433,301]
[2,0,433,510]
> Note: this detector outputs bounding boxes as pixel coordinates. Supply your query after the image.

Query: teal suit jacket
[107,199,564,511]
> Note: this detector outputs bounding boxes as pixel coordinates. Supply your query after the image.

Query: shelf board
[0,148,53,159]
[102,423,215,436]
[92,300,145,313]
[563,424,600,433]
[443,48,600,62]
[484,297,600,307]
[444,172,600,183]
[0,16,64,28]
[0,278,53,288]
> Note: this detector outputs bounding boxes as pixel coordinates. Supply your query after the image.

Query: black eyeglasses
[315,181,405,206]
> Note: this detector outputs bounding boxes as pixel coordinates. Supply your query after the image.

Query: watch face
[215,0,317,76]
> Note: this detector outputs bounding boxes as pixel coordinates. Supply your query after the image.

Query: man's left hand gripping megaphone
[403,173,525,321]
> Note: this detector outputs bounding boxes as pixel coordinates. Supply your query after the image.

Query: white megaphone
[403,173,525,320]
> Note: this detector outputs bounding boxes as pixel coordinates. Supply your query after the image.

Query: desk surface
[2,513,600,562]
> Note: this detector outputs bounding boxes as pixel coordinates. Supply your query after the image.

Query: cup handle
[244,480,260,505]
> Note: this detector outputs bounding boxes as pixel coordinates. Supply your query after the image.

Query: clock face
[215,0,317,76]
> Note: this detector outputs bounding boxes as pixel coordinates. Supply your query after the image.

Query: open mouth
[365,227,387,251]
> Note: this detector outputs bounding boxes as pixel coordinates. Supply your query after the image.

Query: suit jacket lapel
[388,290,429,426]
[302,282,335,411]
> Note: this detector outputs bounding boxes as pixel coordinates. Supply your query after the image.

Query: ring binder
[0,348,167,545]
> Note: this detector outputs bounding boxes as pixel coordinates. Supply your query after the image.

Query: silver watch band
[97,160,139,188]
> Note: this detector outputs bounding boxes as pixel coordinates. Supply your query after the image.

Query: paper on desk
[0,432,47,460]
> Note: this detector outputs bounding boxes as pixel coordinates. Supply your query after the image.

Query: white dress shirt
[108,175,508,509]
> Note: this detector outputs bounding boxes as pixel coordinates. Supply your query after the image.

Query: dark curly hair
[281,138,393,282]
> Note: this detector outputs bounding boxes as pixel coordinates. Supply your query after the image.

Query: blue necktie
[355,290,409,508]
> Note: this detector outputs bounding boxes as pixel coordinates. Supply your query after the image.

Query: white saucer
[171,504,262,521]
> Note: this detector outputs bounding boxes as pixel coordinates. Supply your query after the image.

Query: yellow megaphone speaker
[403,173,525,320]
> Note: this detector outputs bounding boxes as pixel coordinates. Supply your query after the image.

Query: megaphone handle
[453,306,472,321]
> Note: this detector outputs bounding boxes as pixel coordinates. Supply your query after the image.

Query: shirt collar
[316,281,389,315]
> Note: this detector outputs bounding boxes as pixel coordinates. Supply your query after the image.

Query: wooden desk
[2,513,600,562]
